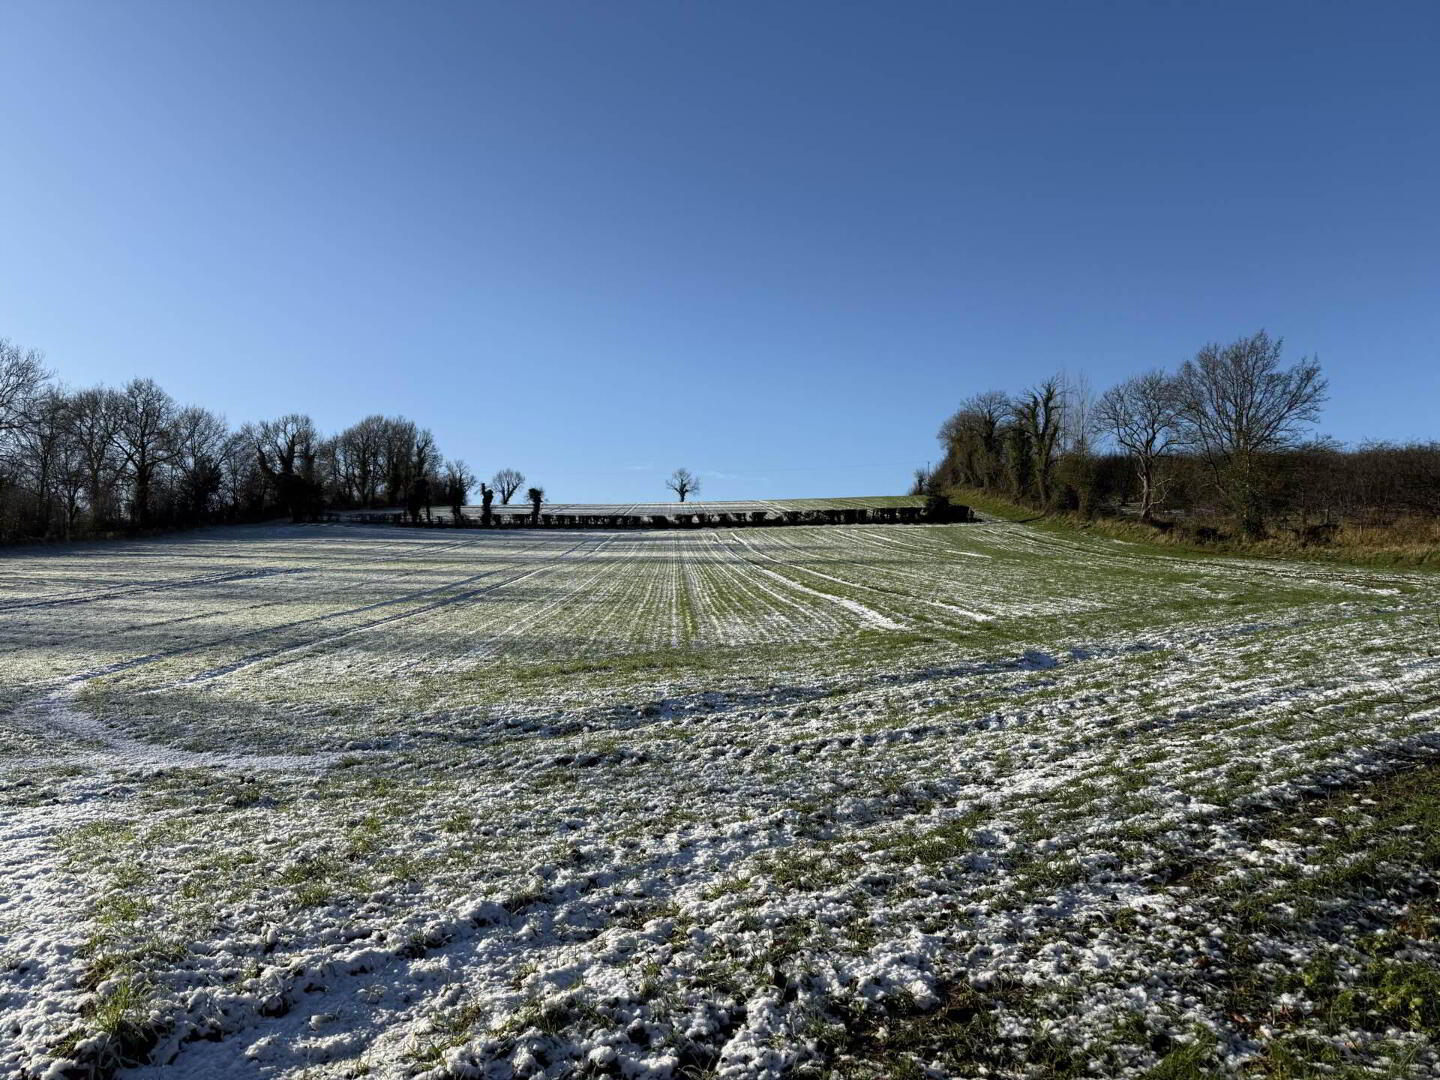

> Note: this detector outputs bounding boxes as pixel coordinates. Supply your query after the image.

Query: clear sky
[1,1,1436,501]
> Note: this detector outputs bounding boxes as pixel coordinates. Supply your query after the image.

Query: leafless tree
[409,428,440,522]
[666,467,700,502]
[1013,378,1066,508]
[1059,373,1098,455]
[172,406,230,523]
[0,342,52,539]
[336,415,387,507]
[491,468,525,505]
[443,459,476,521]
[412,429,438,477]
[0,338,49,440]
[219,424,267,520]
[381,417,418,506]
[13,389,71,537]
[937,391,1010,490]
[0,328,1409,552]
[0,336,475,538]
[114,378,179,527]
[53,422,88,538]
[255,413,320,521]
[64,387,124,528]
[1052,373,1105,517]
[1096,371,1182,522]
[314,435,342,504]
[1174,330,1327,537]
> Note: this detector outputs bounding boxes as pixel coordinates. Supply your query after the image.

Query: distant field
[2,520,1438,1079]
[431,494,931,517]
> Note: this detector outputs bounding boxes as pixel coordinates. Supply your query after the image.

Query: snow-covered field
[443,496,929,518]
[2,521,1438,1079]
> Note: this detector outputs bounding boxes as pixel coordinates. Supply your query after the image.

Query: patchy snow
[1,522,1438,1078]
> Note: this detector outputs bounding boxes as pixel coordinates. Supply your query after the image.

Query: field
[457,496,929,514]
[371,496,931,519]
[2,520,1438,1079]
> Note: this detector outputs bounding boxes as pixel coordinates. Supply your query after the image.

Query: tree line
[919,330,1439,541]
[0,336,540,542]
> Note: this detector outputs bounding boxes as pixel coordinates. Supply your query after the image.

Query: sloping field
[2,521,1438,1078]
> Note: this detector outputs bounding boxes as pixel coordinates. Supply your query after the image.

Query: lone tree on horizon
[492,468,525,504]
[526,485,544,525]
[666,468,700,503]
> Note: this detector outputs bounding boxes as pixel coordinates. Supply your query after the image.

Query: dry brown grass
[950,488,1440,569]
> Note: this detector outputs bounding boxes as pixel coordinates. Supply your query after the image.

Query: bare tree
[1013,378,1066,508]
[219,423,267,521]
[1096,371,1182,522]
[492,468,525,505]
[381,417,418,507]
[666,467,700,503]
[1059,372,1098,455]
[443,459,476,522]
[52,413,88,539]
[937,391,1010,490]
[255,413,320,522]
[1174,330,1327,538]
[0,343,54,537]
[336,415,387,507]
[0,338,49,439]
[172,406,230,524]
[65,386,124,528]
[409,428,440,522]
[13,389,71,537]
[1053,372,1104,517]
[114,378,178,527]
[526,485,544,525]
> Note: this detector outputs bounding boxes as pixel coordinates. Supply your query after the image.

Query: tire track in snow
[3,530,565,768]
[355,533,627,674]
[7,680,337,772]
[0,528,517,662]
[178,533,617,685]
[84,532,561,684]
[0,567,309,613]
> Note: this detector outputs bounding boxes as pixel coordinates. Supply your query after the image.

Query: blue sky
[1,1,1436,501]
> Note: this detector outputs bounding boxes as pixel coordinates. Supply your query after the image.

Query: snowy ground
[1,521,1438,1079]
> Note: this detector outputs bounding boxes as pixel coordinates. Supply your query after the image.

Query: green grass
[15,513,1440,1077]
[869,813,981,869]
